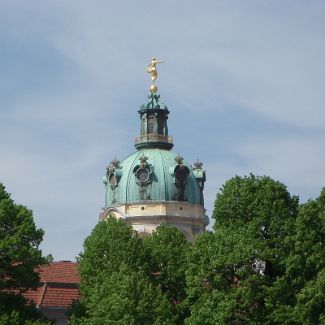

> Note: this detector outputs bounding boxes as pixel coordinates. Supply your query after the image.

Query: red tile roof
[38,261,80,284]
[40,286,80,308]
[23,261,80,309]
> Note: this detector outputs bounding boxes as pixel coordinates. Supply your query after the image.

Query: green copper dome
[103,92,206,208]
[103,149,203,207]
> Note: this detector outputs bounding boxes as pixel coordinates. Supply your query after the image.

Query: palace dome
[101,89,208,238]
[103,148,203,207]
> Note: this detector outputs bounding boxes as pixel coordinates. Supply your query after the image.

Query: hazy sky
[1,1,324,260]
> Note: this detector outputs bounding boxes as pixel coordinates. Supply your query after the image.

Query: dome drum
[100,200,208,241]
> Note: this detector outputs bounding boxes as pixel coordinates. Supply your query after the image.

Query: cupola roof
[103,59,206,210]
[103,148,203,206]
[135,92,173,150]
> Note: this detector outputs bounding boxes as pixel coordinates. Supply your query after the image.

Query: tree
[72,175,325,324]
[186,175,299,324]
[185,231,221,325]
[73,217,173,324]
[0,183,49,324]
[267,188,325,324]
[143,224,190,323]
[0,294,50,325]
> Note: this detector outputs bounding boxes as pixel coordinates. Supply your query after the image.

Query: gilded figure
[146,58,164,92]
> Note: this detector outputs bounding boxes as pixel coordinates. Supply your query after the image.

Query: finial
[106,158,120,174]
[175,154,184,165]
[111,158,120,167]
[146,57,164,93]
[139,155,148,169]
[193,159,203,170]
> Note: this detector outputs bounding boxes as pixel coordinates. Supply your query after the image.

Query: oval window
[137,168,150,184]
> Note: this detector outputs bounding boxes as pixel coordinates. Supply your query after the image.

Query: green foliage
[72,176,325,325]
[67,299,87,324]
[267,187,325,324]
[0,310,48,325]
[213,174,298,277]
[0,184,46,291]
[77,265,171,325]
[186,175,299,324]
[78,216,147,287]
[0,183,49,324]
[185,231,223,325]
[143,224,190,323]
[0,292,51,324]
[74,217,174,324]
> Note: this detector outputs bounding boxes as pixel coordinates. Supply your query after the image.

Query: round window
[136,168,149,184]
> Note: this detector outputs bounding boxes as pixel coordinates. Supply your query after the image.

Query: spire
[135,59,173,150]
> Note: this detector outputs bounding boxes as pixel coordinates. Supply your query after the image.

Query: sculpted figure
[146,58,164,84]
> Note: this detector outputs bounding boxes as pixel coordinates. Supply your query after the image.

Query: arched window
[147,115,154,134]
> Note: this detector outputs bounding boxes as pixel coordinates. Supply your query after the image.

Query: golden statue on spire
[146,57,164,93]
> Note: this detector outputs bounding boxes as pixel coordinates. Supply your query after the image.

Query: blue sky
[1,1,324,260]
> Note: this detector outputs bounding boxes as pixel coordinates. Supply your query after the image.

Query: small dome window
[133,155,152,186]
[136,168,150,184]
